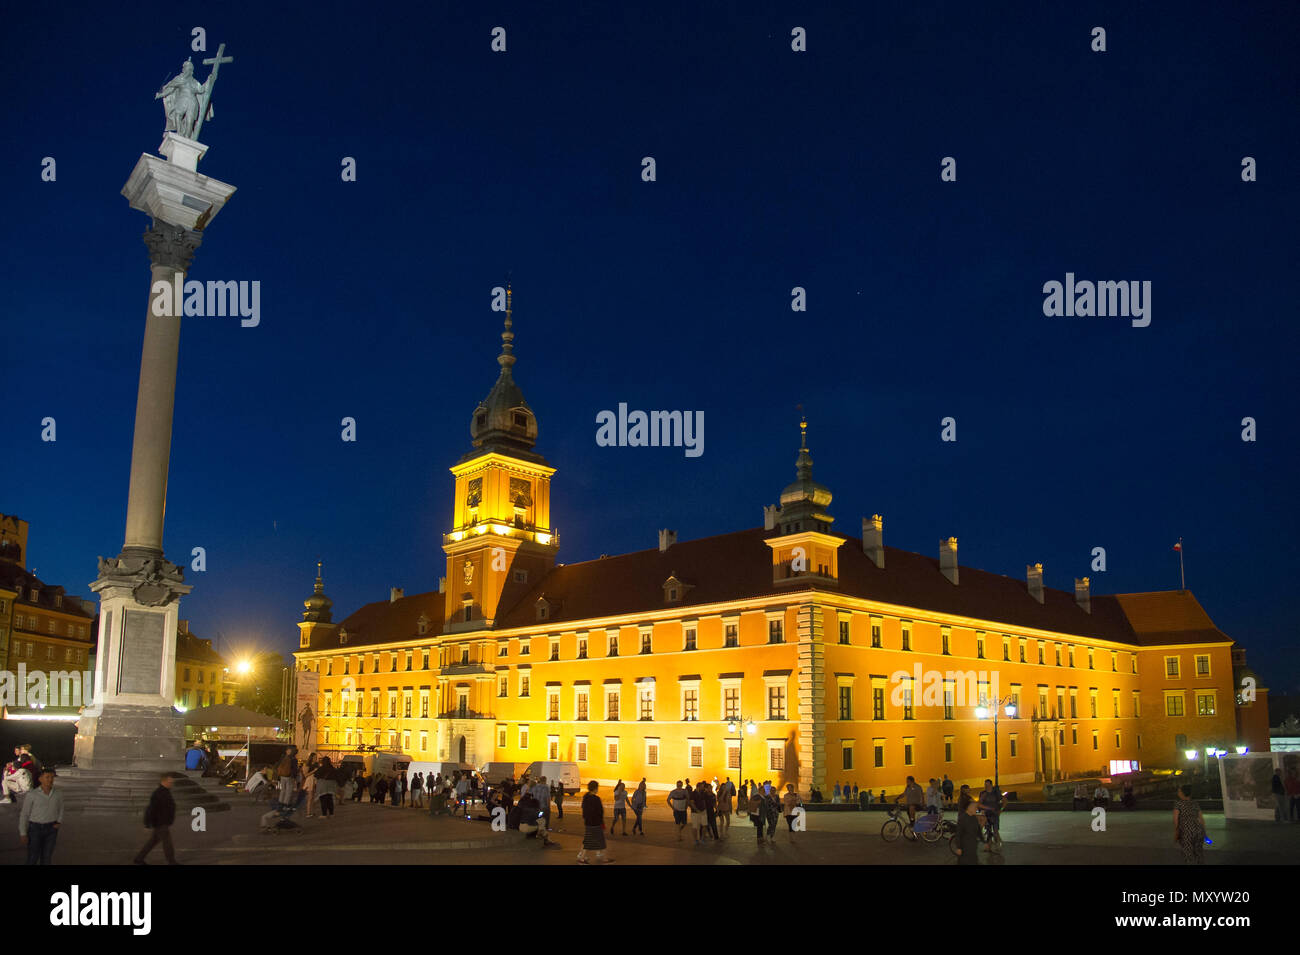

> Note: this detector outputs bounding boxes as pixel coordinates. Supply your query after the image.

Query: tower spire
[795,415,813,480]
[499,281,515,371]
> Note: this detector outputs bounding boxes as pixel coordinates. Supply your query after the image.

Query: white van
[408,761,472,784]
[479,761,530,785]
[523,761,580,794]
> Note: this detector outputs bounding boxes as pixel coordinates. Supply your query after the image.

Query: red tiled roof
[305,531,1230,651]
[1112,591,1233,647]
[315,590,446,649]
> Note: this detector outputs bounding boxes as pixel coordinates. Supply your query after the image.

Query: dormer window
[417,615,429,636]
[54,595,62,608]
[536,596,552,621]
[339,629,348,645]
[513,569,528,584]
[513,412,527,428]
[476,414,487,428]
[538,606,548,620]
[662,575,690,604]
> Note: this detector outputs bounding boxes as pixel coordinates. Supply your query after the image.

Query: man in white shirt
[531,776,552,832]
[924,779,942,813]
[19,768,63,865]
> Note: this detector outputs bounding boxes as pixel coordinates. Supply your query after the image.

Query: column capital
[143,221,203,272]
[93,551,192,607]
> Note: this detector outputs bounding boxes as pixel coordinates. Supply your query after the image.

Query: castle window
[476,414,487,428]
[513,412,527,428]
[513,569,528,583]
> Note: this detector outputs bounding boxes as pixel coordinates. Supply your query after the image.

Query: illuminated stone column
[74,133,235,771]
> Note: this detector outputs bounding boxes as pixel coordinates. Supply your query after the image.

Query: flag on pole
[1173,542,1182,551]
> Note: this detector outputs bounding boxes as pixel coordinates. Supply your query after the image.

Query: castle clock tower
[443,287,558,632]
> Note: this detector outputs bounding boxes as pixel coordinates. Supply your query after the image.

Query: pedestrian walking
[1272,770,1287,823]
[411,772,424,808]
[1173,784,1207,864]
[1286,769,1300,822]
[782,784,802,840]
[396,771,408,807]
[552,780,565,822]
[611,780,630,835]
[274,745,300,808]
[761,781,780,842]
[18,768,62,865]
[747,783,767,845]
[667,780,690,841]
[303,762,319,817]
[631,779,647,835]
[691,781,710,844]
[577,780,609,864]
[953,794,981,865]
[704,781,720,840]
[716,777,733,835]
[941,774,954,808]
[133,774,179,865]
[316,758,338,818]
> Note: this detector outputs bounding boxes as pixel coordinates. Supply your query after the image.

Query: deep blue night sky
[4,2,1297,689]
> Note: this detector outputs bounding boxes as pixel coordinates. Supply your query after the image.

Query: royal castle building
[293,294,1268,793]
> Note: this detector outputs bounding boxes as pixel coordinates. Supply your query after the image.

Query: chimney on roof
[658,529,676,553]
[1075,577,1091,614]
[390,587,404,603]
[438,577,446,594]
[1027,563,1044,604]
[939,537,959,585]
[178,619,189,634]
[862,515,885,569]
[763,505,781,531]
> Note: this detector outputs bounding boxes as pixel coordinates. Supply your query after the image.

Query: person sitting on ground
[246,766,271,795]
[1073,782,1089,811]
[2,747,36,804]
[516,790,553,846]
[184,741,208,772]
[1121,780,1136,809]
[1093,783,1110,808]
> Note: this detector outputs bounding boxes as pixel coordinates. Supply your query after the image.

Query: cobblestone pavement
[2,792,1296,865]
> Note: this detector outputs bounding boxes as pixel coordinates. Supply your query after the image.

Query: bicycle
[915,808,955,845]
[880,804,920,843]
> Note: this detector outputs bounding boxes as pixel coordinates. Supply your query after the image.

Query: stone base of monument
[55,768,232,816]
[73,704,186,772]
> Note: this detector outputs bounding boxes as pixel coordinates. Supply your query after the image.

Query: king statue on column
[74,45,237,774]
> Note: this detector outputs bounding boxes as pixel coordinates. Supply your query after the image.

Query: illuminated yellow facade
[293,302,1258,794]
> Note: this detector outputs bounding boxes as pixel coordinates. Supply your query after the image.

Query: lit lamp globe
[1203,747,1216,759]
[1004,703,1017,718]
[236,660,253,676]
[974,706,989,719]
[1184,749,1199,761]
[1235,745,1248,755]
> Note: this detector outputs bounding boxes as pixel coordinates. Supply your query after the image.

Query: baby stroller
[259,786,307,834]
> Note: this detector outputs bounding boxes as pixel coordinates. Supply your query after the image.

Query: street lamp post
[975,695,1018,791]
[727,717,757,796]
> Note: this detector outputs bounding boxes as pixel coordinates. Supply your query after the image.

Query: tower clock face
[509,477,532,508]
[466,477,483,509]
